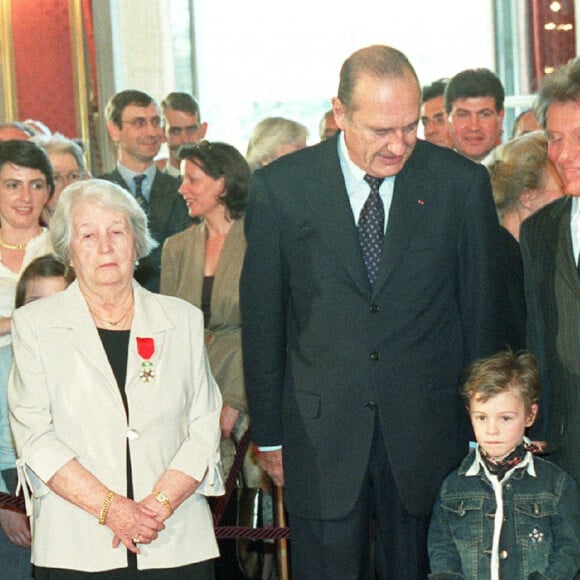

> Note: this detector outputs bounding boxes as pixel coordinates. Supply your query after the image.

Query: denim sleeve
[427,491,466,578]
[541,472,580,579]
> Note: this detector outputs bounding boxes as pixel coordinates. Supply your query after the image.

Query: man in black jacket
[241,45,511,579]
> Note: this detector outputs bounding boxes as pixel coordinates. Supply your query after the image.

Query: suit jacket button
[365,402,376,411]
[370,352,380,361]
[499,550,508,560]
[127,428,140,440]
[370,304,379,313]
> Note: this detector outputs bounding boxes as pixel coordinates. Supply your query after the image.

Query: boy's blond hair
[461,350,540,414]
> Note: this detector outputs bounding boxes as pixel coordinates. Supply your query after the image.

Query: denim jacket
[428,447,580,579]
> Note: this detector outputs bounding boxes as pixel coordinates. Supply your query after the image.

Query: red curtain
[10,0,97,141]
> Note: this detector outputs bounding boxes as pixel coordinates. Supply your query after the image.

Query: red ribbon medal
[136,337,155,383]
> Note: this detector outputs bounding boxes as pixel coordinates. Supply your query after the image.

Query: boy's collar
[464,438,537,478]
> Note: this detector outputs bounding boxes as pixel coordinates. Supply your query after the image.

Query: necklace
[88,298,134,327]
[0,235,27,250]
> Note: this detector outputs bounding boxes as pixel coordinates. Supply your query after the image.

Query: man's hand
[258,449,284,486]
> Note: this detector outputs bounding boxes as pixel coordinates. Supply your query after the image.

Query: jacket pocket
[284,389,321,419]
[514,496,555,549]
[440,496,485,545]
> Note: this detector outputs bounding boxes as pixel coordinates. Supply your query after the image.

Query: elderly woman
[245,117,308,172]
[160,142,261,486]
[8,179,223,578]
[35,133,89,225]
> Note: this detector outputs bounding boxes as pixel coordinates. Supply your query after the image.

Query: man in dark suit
[100,90,191,292]
[520,57,580,484]
[240,46,510,579]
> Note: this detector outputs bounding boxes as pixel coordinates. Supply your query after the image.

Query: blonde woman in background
[245,116,308,172]
[485,131,564,242]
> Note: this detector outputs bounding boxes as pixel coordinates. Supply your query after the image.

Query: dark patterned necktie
[133,174,149,214]
[358,174,385,286]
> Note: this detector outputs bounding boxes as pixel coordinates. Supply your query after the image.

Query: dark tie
[133,174,149,214]
[358,174,385,286]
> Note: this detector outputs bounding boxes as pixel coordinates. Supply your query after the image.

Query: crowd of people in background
[0,43,578,579]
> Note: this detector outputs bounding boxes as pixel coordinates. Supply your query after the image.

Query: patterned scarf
[479,441,539,481]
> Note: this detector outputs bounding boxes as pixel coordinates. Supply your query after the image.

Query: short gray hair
[534,56,580,129]
[245,117,308,172]
[338,45,419,113]
[50,179,157,264]
[34,132,87,173]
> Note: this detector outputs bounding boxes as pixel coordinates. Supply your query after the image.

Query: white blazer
[8,281,224,572]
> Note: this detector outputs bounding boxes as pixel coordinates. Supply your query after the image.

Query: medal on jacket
[137,337,155,383]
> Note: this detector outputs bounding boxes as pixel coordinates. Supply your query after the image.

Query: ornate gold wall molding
[0,0,17,120]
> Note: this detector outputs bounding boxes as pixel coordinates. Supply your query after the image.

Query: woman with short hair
[9,178,223,578]
[245,117,308,172]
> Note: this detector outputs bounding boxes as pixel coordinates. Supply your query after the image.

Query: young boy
[428,350,579,579]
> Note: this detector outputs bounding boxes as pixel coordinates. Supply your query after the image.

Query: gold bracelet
[98,490,115,525]
[153,490,174,516]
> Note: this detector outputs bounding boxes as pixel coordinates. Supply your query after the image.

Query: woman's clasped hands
[107,494,166,554]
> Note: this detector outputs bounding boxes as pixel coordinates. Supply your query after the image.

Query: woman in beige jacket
[9,180,223,577]
[160,142,261,486]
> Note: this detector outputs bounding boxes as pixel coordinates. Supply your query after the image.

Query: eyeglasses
[121,117,163,129]
[54,172,82,185]
[168,125,201,137]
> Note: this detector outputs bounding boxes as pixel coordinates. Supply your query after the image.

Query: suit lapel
[149,170,175,235]
[174,225,205,307]
[300,139,370,296]
[372,145,431,296]
[104,169,130,191]
[211,218,245,323]
[55,283,174,396]
[56,282,120,398]
[549,197,580,295]
[125,284,173,392]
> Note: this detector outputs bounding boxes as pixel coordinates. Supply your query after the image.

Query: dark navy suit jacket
[240,136,513,519]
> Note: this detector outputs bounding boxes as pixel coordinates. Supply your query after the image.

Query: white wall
[194,0,495,149]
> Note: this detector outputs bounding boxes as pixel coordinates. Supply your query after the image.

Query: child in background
[0,256,74,579]
[428,350,579,580]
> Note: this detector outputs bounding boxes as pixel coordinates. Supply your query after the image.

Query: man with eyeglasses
[157,92,207,177]
[100,90,191,292]
[420,78,453,148]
